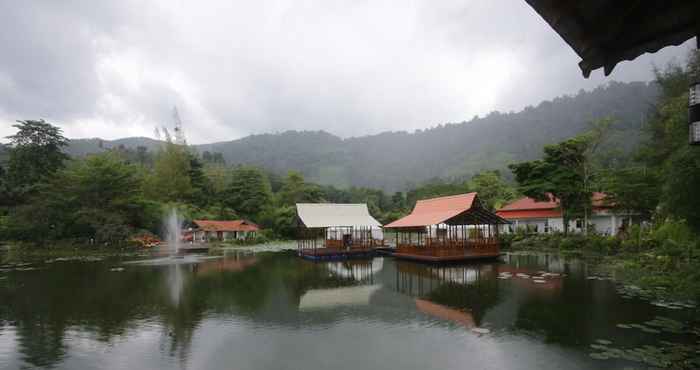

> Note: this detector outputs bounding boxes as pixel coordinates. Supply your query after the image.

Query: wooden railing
[324,238,384,249]
[396,239,500,257]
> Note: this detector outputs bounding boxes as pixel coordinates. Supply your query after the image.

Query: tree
[258,205,297,238]
[509,136,592,234]
[468,170,517,210]
[277,171,323,206]
[187,152,213,206]
[633,50,700,230]
[578,117,615,233]
[144,142,192,202]
[223,166,272,218]
[602,166,660,221]
[391,191,406,211]
[5,119,69,198]
[6,152,149,243]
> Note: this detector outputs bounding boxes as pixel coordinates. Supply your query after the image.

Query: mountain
[66,81,659,191]
[66,137,164,157]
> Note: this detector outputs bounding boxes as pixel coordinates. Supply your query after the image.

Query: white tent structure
[296,203,381,228]
[296,203,384,239]
[296,203,384,258]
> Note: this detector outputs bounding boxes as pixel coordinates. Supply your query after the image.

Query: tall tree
[187,152,213,206]
[602,166,660,221]
[5,120,69,197]
[509,136,591,234]
[277,171,322,206]
[468,170,517,210]
[144,142,192,202]
[224,166,272,218]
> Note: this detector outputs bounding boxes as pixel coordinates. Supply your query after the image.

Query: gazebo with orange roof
[385,193,510,262]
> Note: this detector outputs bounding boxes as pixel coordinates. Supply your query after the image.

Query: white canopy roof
[296,203,382,229]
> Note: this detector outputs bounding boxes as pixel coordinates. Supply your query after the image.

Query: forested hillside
[66,81,658,191]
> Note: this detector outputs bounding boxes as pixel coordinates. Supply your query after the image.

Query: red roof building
[496,193,632,235]
[496,192,611,220]
[193,220,260,232]
[192,220,260,242]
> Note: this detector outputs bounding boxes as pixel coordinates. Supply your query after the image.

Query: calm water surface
[0,246,698,370]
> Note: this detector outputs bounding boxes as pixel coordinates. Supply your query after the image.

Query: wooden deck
[298,246,376,261]
[391,242,501,263]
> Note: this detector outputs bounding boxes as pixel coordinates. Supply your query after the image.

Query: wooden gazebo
[385,193,510,262]
[296,203,384,260]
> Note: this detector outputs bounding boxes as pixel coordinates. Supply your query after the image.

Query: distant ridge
[66,81,658,191]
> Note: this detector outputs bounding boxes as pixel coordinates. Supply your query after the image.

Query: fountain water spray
[164,207,183,256]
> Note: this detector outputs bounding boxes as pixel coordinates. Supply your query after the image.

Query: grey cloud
[0,0,694,143]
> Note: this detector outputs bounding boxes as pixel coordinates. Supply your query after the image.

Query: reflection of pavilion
[393,262,500,327]
[414,298,476,328]
[194,255,258,276]
[394,262,496,297]
[325,259,383,283]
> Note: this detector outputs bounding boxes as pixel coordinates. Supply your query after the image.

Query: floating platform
[298,247,376,261]
[391,246,501,263]
[374,247,396,256]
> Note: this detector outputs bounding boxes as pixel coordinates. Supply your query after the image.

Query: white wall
[502,212,635,235]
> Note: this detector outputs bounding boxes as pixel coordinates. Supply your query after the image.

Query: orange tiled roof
[193,220,260,232]
[496,192,611,219]
[385,193,478,228]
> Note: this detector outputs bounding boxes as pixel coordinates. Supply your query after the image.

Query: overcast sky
[0,1,694,144]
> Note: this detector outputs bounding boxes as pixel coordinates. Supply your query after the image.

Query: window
[575,219,583,229]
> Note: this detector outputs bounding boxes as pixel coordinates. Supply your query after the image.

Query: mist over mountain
[65,81,658,191]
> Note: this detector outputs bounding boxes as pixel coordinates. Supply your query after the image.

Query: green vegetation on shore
[0,120,516,246]
[503,50,700,299]
[501,222,700,300]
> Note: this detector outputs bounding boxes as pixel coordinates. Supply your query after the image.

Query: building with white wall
[496,193,635,235]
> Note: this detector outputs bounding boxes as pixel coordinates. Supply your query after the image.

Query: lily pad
[595,339,613,345]
[589,353,609,360]
[471,327,490,334]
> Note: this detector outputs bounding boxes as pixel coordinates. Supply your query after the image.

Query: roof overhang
[385,193,510,228]
[525,0,700,77]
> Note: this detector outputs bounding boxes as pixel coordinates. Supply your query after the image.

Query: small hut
[191,220,260,242]
[384,193,510,262]
[295,203,384,260]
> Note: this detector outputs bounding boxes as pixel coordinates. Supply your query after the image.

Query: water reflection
[0,250,697,370]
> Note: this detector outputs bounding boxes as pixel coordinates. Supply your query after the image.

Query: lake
[0,246,698,370]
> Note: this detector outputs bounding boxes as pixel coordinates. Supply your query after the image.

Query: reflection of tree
[512,276,609,346]
[15,318,67,368]
[0,262,166,368]
[0,253,385,368]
